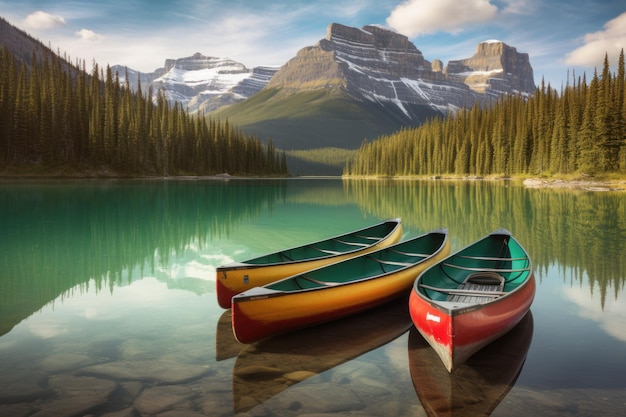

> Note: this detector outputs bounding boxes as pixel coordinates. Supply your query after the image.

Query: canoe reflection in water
[408,311,534,417]
[230,298,412,413]
[215,311,243,361]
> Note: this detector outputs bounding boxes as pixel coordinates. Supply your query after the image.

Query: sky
[2,0,626,88]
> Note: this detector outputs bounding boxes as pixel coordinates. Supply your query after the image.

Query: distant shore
[521,178,626,191]
[2,171,625,191]
[345,174,626,192]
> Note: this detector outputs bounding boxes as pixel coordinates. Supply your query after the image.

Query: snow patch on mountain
[115,54,279,113]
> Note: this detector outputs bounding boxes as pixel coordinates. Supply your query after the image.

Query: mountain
[114,54,278,113]
[213,23,535,153]
[1,17,39,63]
[445,40,536,96]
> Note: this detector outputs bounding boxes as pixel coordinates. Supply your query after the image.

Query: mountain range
[115,23,534,153]
[1,17,536,174]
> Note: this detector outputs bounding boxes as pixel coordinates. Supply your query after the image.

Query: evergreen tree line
[0,46,288,176]
[345,51,626,177]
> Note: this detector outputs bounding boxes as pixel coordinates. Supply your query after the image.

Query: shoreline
[343,174,626,192]
[2,173,625,191]
[521,178,626,191]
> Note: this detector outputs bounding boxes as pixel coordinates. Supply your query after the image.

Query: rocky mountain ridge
[445,40,535,95]
[266,23,534,118]
[115,23,534,117]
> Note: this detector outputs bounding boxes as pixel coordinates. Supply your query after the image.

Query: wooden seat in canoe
[447,272,505,304]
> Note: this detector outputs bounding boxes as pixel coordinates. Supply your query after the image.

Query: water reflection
[563,280,626,342]
[344,179,626,307]
[229,298,412,413]
[0,180,286,337]
[408,311,534,417]
[0,179,624,417]
[215,311,243,361]
[2,178,625,336]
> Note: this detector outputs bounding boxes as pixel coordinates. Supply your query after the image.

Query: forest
[344,51,626,178]
[0,46,288,177]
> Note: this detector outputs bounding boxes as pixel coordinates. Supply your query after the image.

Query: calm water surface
[0,178,625,417]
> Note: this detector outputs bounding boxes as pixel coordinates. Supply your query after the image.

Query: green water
[0,178,624,416]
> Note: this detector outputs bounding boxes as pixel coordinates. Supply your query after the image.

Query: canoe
[409,229,535,372]
[216,218,403,308]
[232,298,411,413]
[408,311,533,417]
[232,228,449,343]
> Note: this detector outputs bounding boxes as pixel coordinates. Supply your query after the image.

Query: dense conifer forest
[0,46,288,176]
[345,51,626,178]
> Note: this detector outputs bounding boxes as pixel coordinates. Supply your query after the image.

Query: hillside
[215,88,440,150]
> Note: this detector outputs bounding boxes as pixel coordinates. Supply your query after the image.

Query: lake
[0,178,625,417]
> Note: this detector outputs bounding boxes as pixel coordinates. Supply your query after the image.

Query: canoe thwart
[465,272,505,287]
[310,246,342,255]
[419,284,507,297]
[355,234,383,241]
[298,275,341,287]
[389,249,429,257]
[333,239,370,247]
[456,255,529,262]
[446,272,505,302]
[367,257,414,267]
[442,263,531,273]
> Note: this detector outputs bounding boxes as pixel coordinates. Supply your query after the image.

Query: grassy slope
[212,88,437,151]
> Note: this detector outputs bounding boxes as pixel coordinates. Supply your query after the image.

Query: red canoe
[409,229,535,372]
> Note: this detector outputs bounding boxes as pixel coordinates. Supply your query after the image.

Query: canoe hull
[409,274,535,372]
[232,231,450,343]
[216,219,403,308]
[408,311,534,417]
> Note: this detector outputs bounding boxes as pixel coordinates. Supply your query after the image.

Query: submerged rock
[30,375,116,417]
[79,360,210,384]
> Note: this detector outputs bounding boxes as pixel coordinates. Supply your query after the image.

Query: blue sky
[2,0,625,88]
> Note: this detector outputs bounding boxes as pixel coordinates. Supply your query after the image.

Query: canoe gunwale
[233,229,449,302]
[216,218,402,272]
[233,253,434,302]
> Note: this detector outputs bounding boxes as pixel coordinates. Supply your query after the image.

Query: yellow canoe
[216,218,403,308]
[232,228,449,343]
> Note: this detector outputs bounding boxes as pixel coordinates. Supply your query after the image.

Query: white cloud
[565,12,626,68]
[23,10,66,30]
[563,283,626,343]
[501,0,536,15]
[75,28,103,41]
[386,0,498,37]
